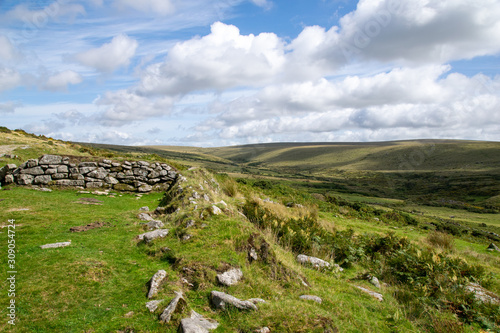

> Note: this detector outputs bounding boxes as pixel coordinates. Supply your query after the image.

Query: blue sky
[1,0,500,146]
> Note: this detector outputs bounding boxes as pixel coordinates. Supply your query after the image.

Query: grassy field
[1,129,500,332]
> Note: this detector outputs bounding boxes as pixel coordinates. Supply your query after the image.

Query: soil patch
[70,221,106,232]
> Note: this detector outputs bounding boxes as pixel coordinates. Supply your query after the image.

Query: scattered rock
[211,291,257,311]
[248,248,258,262]
[182,234,192,241]
[465,283,500,304]
[146,300,163,312]
[124,311,134,318]
[143,220,164,230]
[369,276,381,289]
[257,327,271,333]
[139,206,150,211]
[159,291,186,323]
[247,298,267,305]
[355,286,383,302]
[296,254,330,268]
[40,241,71,249]
[138,213,153,221]
[179,310,219,333]
[487,243,500,252]
[210,205,222,215]
[299,295,322,304]
[148,270,167,299]
[138,229,169,243]
[217,268,243,286]
[70,222,105,232]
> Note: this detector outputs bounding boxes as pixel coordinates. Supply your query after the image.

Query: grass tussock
[425,231,455,251]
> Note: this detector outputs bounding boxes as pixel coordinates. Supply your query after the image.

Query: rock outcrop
[0,155,178,192]
[210,291,258,311]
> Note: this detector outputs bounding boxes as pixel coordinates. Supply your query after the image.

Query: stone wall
[0,154,178,192]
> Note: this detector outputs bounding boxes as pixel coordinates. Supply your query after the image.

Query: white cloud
[113,0,175,16]
[2,2,85,23]
[94,90,175,126]
[0,35,19,62]
[138,22,286,96]
[74,34,138,73]
[43,70,82,91]
[0,101,22,114]
[250,0,273,10]
[0,67,22,92]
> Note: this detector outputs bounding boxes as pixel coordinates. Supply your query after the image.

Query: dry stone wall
[0,154,178,192]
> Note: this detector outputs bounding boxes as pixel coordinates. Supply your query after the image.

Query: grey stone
[249,248,258,262]
[299,295,322,304]
[17,174,34,185]
[114,183,136,192]
[138,229,169,243]
[39,155,62,165]
[4,174,14,184]
[217,268,243,286]
[159,291,185,323]
[145,300,164,312]
[79,162,98,167]
[211,205,222,215]
[34,175,52,185]
[296,254,330,268]
[55,180,72,186]
[86,182,103,188]
[466,283,500,304]
[138,161,150,167]
[69,174,85,180]
[26,159,38,168]
[79,166,97,174]
[355,286,383,302]
[87,168,107,179]
[133,168,149,177]
[104,176,119,185]
[148,270,167,299]
[40,241,71,249]
[257,327,271,333]
[143,220,164,230]
[138,184,153,192]
[370,276,381,289]
[52,173,68,180]
[45,168,57,175]
[21,167,45,175]
[139,206,150,211]
[148,171,160,179]
[210,291,257,311]
[6,164,17,171]
[248,298,267,304]
[57,165,69,173]
[179,310,219,333]
[138,213,153,221]
[487,243,500,252]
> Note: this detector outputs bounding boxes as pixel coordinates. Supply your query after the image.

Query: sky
[1,0,500,147]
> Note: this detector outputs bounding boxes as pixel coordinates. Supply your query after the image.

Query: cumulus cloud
[0,101,22,114]
[43,70,82,91]
[138,22,286,96]
[0,35,19,62]
[0,67,22,92]
[94,90,175,126]
[74,34,138,73]
[114,0,175,15]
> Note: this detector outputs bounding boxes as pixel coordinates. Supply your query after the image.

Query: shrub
[426,231,455,251]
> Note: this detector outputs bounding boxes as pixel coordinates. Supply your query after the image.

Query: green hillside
[1,129,500,332]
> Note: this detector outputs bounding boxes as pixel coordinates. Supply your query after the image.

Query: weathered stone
[257,327,271,333]
[466,283,500,304]
[133,168,149,177]
[296,254,330,268]
[487,243,500,252]
[52,173,68,180]
[159,291,186,323]
[140,206,150,211]
[370,276,381,289]
[55,180,72,186]
[210,291,257,311]
[21,167,44,175]
[57,165,69,173]
[217,268,243,286]
[4,174,14,184]
[104,176,119,185]
[146,299,164,312]
[86,182,103,188]
[113,183,136,192]
[70,180,86,186]
[79,162,98,167]
[26,159,38,168]
[148,270,167,299]
[299,295,322,304]
[45,168,57,175]
[138,184,153,192]
[17,174,34,185]
[147,178,161,185]
[34,175,52,185]
[248,298,267,304]
[138,161,150,167]
[69,173,85,180]
[138,229,169,243]
[148,171,160,179]
[87,168,107,179]
[111,162,121,167]
[40,241,71,249]
[122,164,132,170]
[179,310,219,333]
[143,220,165,230]
[79,166,97,174]
[211,205,222,215]
[167,171,177,179]
[69,167,79,174]
[138,213,153,221]
[248,248,258,262]
[39,155,62,165]
[355,286,383,302]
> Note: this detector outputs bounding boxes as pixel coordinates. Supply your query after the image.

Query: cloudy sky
[1,0,500,146]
